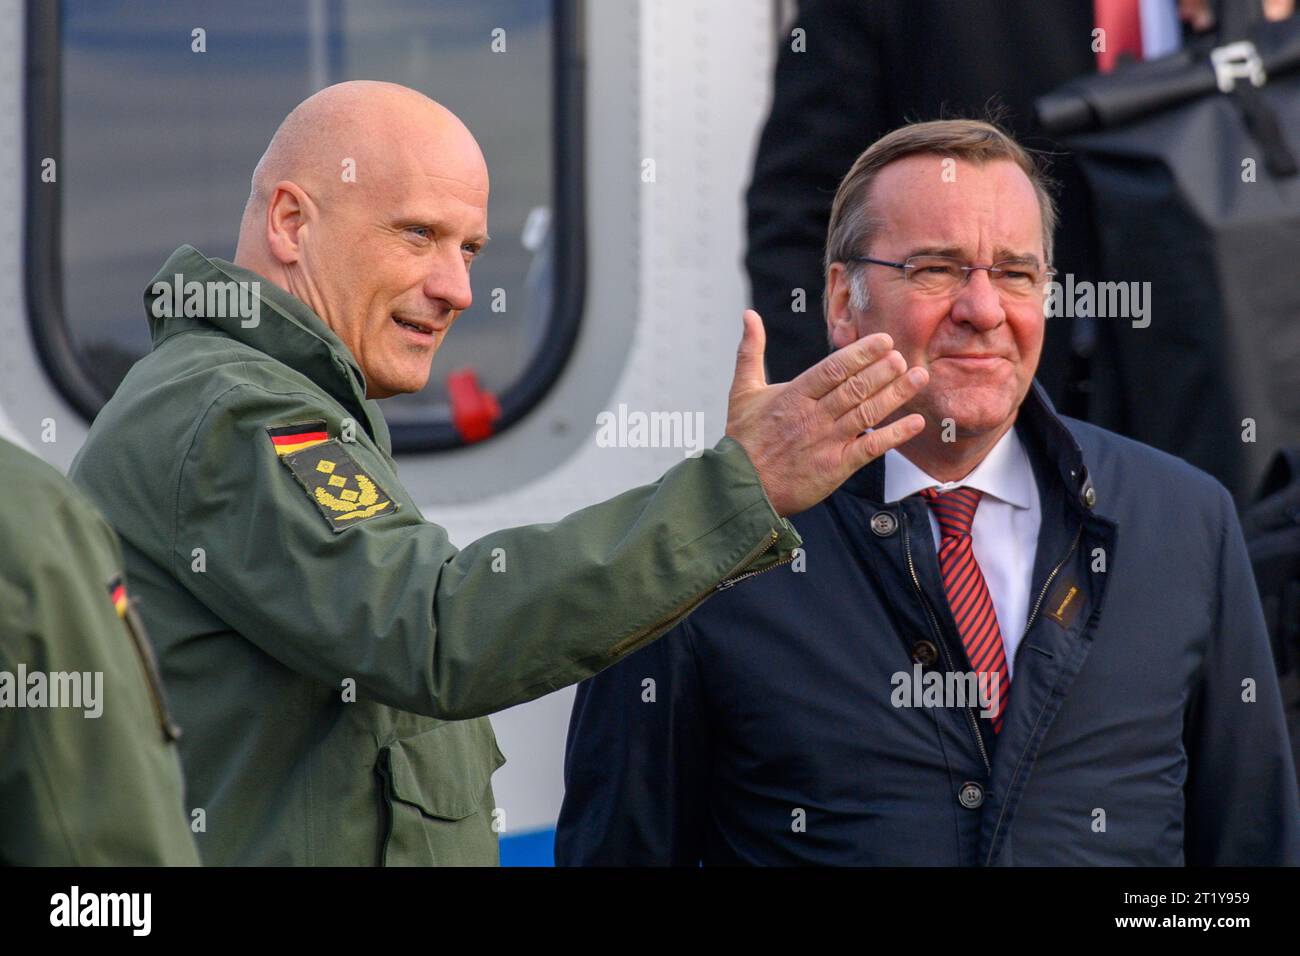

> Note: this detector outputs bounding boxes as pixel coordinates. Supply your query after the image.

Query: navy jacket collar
[841,379,1095,513]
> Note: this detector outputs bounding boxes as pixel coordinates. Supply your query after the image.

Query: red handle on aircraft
[447,368,501,443]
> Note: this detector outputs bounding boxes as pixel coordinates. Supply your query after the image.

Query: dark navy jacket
[556,383,1300,865]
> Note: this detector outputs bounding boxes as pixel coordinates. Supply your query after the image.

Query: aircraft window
[27,0,583,451]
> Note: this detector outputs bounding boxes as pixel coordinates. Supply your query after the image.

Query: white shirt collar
[883,423,1035,509]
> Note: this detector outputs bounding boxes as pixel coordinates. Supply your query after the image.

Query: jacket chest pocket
[376,718,507,866]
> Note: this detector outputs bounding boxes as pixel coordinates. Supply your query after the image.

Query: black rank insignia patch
[1043,579,1083,629]
[279,439,398,533]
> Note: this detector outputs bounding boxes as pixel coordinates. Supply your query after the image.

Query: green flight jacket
[70,245,801,866]
[0,438,198,865]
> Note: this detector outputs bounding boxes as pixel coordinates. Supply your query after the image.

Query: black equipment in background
[1036,4,1300,503]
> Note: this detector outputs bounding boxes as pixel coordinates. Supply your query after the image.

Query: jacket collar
[842,379,1096,513]
[144,245,390,451]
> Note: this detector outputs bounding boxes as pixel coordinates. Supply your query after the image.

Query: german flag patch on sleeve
[275,437,398,533]
[267,420,330,456]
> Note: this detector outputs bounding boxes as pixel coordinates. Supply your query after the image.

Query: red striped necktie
[919,486,1009,733]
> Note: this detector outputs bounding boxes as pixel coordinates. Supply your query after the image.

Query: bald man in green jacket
[0,437,198,865]
[70,81,930,865]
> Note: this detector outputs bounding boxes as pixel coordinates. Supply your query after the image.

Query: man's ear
[265,180,311,266]
[825,262,859,350]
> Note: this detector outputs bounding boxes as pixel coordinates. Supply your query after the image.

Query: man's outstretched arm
[164,313,926,720]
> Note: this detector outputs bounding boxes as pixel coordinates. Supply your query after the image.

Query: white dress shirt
[884,426,1042,678]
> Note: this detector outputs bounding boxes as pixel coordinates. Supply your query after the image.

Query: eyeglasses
[847,255,1056,298]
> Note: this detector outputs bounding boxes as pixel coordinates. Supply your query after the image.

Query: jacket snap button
[870,512,897,536]
[958,781,985,810]
[1082,486,1096,509]
[910,640,939,666]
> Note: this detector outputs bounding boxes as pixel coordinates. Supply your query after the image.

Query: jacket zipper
[983,521,1084,865]
[902,516,991,774]
[716,527,796,590]
[1021,524,1083,641]
[609,528,783,657]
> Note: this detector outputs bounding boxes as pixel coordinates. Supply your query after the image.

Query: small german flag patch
[279,438,398,533]
[107,573,129,619]
[267,420,330,456]
[107,572,182,742]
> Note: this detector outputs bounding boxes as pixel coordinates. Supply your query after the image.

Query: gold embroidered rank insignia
[278,438,398,532]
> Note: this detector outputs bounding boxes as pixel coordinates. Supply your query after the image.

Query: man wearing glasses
[557,119,1300,865]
